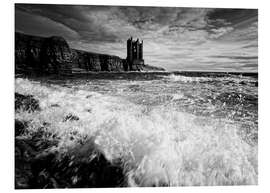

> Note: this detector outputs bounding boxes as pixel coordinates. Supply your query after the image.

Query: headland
[15,32,165,76]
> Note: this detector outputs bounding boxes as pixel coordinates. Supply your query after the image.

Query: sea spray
[15,78,257,186]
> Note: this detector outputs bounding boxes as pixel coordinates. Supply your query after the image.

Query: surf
[15,78,257,187]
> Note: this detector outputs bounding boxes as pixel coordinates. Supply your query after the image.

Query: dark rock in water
[63,113,80,122]
[28,138,125,188]
[15,119,28,136]
[50,104,60,107]
[86,95,92,99]
[15,126,125,189]
[15,93,40,112]
[15,127,59,189]
[15,139,35,189]
[215,92,258,106]
[239,81,247,85]
[30,152,58,188]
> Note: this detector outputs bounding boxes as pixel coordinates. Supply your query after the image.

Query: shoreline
[15,70,258,82]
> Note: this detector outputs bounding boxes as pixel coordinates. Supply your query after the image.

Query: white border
[1,0,269,193]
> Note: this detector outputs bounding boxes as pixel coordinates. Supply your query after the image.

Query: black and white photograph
[14,3,258,189]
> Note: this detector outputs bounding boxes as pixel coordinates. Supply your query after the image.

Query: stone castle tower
[126,37,144,70]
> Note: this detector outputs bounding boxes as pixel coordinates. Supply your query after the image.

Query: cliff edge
[15,32,165,75]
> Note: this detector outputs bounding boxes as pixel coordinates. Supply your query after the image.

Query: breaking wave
[165,74,208,82]
[15,78,257,187]
[165,73,258,85]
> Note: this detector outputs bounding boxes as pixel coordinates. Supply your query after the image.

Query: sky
[15,4,258,72]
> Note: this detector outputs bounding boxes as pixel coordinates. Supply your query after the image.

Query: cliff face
[15,32,165,75]
[71,49,127,72]
[15,33,72,75]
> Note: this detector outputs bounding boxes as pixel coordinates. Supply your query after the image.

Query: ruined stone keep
[126,37,144,70]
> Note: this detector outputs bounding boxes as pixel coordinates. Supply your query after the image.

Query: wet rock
[86,95,92,99]
[26,138,125,188]
[239,81,247,85]
[15,93,40,112]
[15,138,37,189]
[63,113,80,122]
[65,139,125,187]
[15,128,59,189]
[42,122,51,127]
[15,119,28,136]
[15,121,125,188]
[215,92,258,106]
[30,152,58,188]
[50,104,60,107]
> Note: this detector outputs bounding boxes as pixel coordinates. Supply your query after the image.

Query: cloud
[15,4,258,72]
[209,27,234,39]
[15,9,80,40]
[211,56,258,60]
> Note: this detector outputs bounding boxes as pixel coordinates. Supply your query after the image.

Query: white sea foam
[15,78,258,186]
[166,74,211,83]
[165,74,257,85]
[171,93,185,100]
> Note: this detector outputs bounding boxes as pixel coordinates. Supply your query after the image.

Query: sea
[16,71,258,186]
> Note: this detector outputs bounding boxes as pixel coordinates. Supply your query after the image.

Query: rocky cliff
[15,32,72,75]
[71,49,127,72]
[15,32,164,75]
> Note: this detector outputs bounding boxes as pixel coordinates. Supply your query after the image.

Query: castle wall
[139,43,143,60]
[126,37,144,71]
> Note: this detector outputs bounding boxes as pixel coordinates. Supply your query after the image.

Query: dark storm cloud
[15,9,80,40]
[15,4,122,43]
[15,4,258,72]
[206,9,258,26]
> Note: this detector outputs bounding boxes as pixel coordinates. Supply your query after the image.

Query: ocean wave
[164,74,257,85]
[15,78,257,187]
[165,74,210,82]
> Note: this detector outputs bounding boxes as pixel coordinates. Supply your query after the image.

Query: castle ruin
[126,37,144,70]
